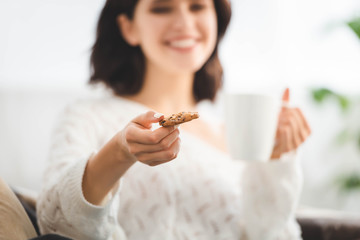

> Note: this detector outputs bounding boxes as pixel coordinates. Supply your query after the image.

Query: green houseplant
[311,17,360,193]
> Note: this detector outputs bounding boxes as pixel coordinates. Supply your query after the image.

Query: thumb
[282,88,290,109]
[132,111,164,129]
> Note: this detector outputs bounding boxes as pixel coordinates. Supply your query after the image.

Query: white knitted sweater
[37,94,303,240]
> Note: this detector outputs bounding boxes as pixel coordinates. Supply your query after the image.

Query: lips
[168,38,197,49]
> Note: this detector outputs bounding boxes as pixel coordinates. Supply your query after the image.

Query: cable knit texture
[37,94,303,240]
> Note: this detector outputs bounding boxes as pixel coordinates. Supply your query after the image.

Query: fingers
[136,138,181,166]
[282,88,290,102]
[121,111,182,167]
[132,111,164,129]
[274,89,312,156]
[126,124,178,145]
[128,128,180,154]
[278,108,311,153]
[294,108,312,135]
[288,116,302,149]
[280,126,292,153]
[281,88,290,110]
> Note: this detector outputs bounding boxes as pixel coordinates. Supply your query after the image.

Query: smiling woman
[35,0,310,239]
[90,0,230,102]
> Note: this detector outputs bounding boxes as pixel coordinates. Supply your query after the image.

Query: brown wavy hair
[90,0,231,102]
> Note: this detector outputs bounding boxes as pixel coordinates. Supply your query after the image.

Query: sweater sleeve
[36,102,128,240]
[238,151,303,240]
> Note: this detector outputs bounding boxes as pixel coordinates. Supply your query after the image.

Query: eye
[190,3,206,11]
[150,7,172,14]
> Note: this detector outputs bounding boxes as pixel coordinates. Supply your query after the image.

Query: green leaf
[312,88,334,103]
[336,173,360,192]
[348,18,360,39]
[336,95,350,111]
[311,88,351,113]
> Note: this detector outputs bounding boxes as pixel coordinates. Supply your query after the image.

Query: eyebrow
[152,0,171,3]
[151,0,203,4]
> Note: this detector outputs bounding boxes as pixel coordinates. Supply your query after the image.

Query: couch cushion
[0,177,37,239]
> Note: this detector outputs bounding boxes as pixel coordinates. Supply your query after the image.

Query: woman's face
[120,0,218,74]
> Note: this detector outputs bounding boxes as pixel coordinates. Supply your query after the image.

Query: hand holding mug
[270,88,312,160]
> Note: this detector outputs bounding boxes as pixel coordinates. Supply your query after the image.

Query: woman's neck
[125,62,198,115]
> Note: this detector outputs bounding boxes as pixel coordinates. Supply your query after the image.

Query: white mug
[224,93,281,161]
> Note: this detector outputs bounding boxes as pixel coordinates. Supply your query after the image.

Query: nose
[172,5,195,31]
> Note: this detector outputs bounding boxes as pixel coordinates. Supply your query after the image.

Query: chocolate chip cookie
[159,112,199,127]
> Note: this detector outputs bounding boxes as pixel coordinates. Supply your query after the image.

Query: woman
[37,0,311,239]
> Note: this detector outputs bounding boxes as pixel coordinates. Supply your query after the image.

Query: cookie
[159,112,199,127]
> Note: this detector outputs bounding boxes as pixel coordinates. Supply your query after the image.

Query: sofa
[1,179,359,240]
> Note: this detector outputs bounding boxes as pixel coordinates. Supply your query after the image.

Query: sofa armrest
[296,207,360,240]
[14,190,39,236]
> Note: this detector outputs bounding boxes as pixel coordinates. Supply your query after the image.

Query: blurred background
[1,0,360,213]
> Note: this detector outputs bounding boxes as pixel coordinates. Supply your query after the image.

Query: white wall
[220,0,360,94]
[1,0,360,212]
[0,0,103,90]
[0,88,88,192]
[1,0,360,91]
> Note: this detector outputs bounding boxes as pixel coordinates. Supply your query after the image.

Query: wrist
[113,131,136,165]
[82,134,135,205]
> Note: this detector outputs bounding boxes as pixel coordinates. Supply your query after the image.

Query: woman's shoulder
[60,88,148,125]
[61,96,112,117]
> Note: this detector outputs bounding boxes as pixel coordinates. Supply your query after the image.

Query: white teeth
[169,39,196,48]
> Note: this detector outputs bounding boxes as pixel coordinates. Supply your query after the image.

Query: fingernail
[154,113,164,118]
[175,125,180,129]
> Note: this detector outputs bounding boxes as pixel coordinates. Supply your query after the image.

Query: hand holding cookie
[118,111,181,167]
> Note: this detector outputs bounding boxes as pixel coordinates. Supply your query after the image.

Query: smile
[168,39,197,49]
